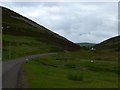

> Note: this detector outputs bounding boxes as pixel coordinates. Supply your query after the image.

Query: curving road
[2,53,54,88]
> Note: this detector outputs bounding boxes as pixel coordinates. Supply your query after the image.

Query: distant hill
[94,36,120,51]
[77,43,96,47]
[2,7,81,60]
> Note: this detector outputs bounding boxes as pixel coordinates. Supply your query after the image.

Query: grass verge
[21,56,118,88]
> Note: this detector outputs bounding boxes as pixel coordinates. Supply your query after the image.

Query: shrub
[68,72,83,81]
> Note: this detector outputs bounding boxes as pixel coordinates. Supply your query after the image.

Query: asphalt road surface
[2,53,54,88]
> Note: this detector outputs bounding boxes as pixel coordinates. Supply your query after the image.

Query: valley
[1,6,119,88]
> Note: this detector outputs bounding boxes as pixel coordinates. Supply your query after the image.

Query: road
[2,53,54,88]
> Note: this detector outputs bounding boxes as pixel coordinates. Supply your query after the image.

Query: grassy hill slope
[2,7,80,60]
[94,35,120,51]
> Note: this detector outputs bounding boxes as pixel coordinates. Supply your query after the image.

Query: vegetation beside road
[2,7,80,60]
[3,34,54,60]
[22,51,118,88]
[2,6,119,88]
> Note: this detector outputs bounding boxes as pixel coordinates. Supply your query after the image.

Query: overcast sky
[0,2,118,43]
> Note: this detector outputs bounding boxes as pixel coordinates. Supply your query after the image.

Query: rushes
[68,71,83,81]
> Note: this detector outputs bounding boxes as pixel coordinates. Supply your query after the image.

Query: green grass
[33,51,119,72]
[2,35,54,60]
[2,7,80,60]
[3,35,38,43]
[68,71,84,81]
[2,7,119,88]
[21,51,118,88]
[22,60,118,88]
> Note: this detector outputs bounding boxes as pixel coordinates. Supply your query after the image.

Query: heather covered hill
[94,35,120,51]
[2,7,80,60]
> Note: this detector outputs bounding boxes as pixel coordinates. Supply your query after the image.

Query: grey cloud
[1,2,40,7]
[1,2,118,43]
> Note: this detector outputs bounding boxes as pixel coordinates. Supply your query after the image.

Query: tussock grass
[22,60,118,88]
[68,71,83,81]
